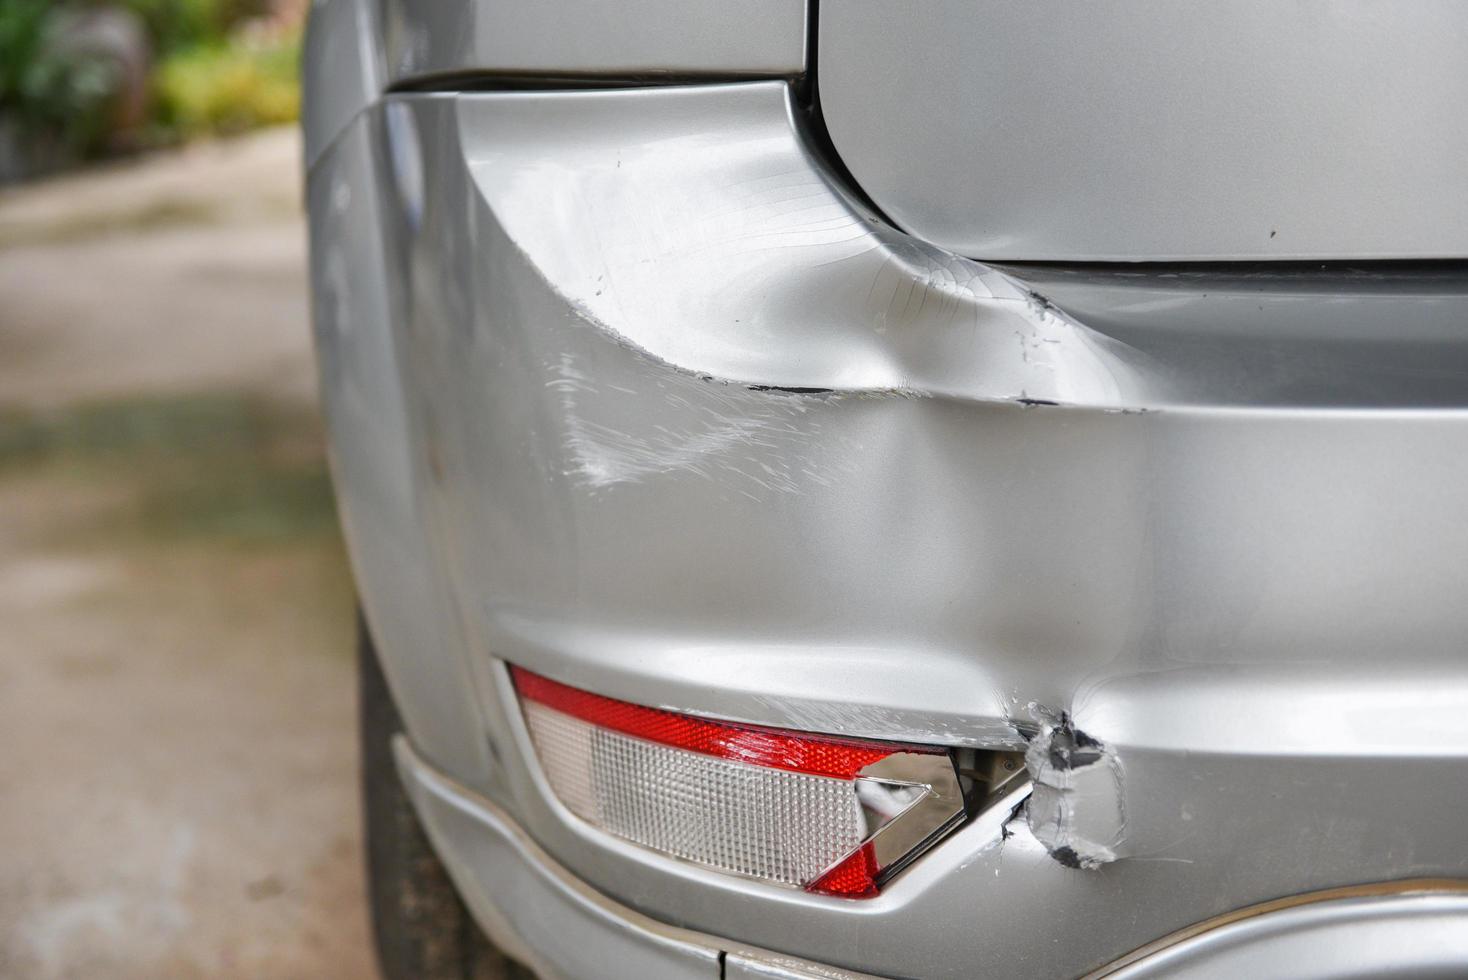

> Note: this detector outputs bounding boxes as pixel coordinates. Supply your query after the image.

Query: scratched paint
[550,350,852,499]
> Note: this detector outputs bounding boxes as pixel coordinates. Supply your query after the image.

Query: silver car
[302,2,1468,977]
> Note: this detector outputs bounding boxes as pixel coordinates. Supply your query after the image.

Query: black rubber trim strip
[386,68,797,95]
[986,256,1468,283]
[995,259,1468,278]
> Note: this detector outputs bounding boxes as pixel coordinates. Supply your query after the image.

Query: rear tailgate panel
[819,0,1468,261]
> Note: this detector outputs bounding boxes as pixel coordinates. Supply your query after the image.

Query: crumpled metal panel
[311,81,1468,978]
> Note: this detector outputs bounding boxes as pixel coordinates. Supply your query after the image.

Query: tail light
[511,666,968,898]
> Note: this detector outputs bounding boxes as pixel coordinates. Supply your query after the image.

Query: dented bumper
[309,81,1468,978]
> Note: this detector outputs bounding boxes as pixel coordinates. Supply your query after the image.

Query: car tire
[359,610,531,980]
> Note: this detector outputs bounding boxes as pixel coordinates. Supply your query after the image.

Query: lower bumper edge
[392,735,881,980]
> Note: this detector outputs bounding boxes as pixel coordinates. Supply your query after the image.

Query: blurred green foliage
[119,0,269,53]
[0,0,299,174]
[154,32,300,138]
[126,0,301,139]
[0,0,125,158]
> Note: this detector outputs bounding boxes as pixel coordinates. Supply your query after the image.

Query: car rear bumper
[309,80,1468,978]
[394,736,874,980]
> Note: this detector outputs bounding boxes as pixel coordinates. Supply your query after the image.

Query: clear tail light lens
[511,667,967,898]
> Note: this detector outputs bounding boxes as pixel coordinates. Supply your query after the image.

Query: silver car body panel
[307,111,497,788]
[1098,885,1468,979]
[302,0,805,171]
[819,0,1468,261]
[302,0,384,170]
[376,0,805,88]
[306,67,1468,975]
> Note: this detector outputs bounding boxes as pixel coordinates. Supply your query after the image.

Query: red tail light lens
[511,666,966,898]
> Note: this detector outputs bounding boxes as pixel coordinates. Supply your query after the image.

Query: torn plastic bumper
[308,81,1468,978]
[1023,712,1123,871]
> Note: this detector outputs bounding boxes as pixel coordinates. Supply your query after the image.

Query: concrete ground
[0,129,376,978]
